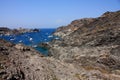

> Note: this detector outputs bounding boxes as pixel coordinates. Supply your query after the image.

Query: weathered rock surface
[49,10,120,59]
[1,10,120,80]
[54,18,96,38]
[1,39,120,80]
[47,10,120,79]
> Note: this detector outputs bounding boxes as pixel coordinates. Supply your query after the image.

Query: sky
[0,0,120,28]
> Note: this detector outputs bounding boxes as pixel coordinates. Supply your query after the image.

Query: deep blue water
[0,29,57,55]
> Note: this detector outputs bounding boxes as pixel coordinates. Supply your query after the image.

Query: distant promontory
[0,27,40,35]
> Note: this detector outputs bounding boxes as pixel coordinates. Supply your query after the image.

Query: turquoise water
[0,29,57,55]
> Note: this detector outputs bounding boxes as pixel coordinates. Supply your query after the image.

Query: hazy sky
[0,0,120,28]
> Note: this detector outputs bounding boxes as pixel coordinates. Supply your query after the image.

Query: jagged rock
[54,18,96,38]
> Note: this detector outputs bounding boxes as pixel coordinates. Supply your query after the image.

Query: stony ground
[1,39,120,80]
[0,10,120,80]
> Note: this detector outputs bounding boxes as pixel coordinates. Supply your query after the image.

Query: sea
[0,29,57,56]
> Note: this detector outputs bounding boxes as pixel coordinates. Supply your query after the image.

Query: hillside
[50,10,120,59]
[1,10,120,80]
[47,10,120,80]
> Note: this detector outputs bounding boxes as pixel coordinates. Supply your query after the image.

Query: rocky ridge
[49,10,120,60]
[54,18,96,38]
[47,10,120,79]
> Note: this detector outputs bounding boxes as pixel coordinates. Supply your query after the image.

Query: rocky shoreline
[0,27,40,35]
[0,10,120,80]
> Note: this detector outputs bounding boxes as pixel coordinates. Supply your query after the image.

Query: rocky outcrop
[45,10,120,79]
[49,10,120,59]
[1,39,120,80]
[54,18,96,38]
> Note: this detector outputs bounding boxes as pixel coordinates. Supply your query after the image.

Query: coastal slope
[48,10,120,79]
[50,10,120,60]
[0,10,120,80]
